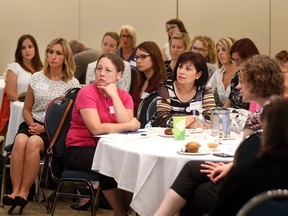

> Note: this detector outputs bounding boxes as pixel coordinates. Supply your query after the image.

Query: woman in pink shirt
[65,53,140,215]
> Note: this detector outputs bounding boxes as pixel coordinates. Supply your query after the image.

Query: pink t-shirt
[65,84,134,148]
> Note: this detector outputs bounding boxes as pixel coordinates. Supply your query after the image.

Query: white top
[162,42,172,60]
[30,71,80,122]
[207,66,231,105]
[85,60,131,92]
[5,62,35,95]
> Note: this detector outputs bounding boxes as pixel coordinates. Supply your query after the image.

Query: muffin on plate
[185,141,201,153]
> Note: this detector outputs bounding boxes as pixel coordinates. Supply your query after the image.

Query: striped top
[156,80,216,127]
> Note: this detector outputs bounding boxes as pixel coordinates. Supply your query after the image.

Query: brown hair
[136,41,167,89]
[96,53,124,73]
[260,97,288,157]
[230,38,260,60]
[239,55,284,98]
[15,34,43,72]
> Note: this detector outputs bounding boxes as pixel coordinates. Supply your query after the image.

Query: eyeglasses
[231,58,243,65]
[120,34,132,40]
[166,24,178,32]
[191,46,205,53]
[135,54,150,61]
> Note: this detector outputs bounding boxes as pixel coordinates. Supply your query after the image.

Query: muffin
[185,141,201,153]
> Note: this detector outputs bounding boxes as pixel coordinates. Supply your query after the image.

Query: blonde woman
[165,32,190,79]
[2,38,80,214]
[207,37,238,106]
[116,24,137,67]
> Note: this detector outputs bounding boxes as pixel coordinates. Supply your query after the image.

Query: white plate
[177,148,211,155]
[189,128,204,134]
[157,129,190,138]
[158,133,174,138]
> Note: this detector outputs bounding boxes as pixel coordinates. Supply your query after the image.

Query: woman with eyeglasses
[116,24,137,67]
[190,35,217,79]
[161,19,189,61]
[131,41,167,117]
[223,38,260,110]
[157,52,215,128]
[207,37,238,107]
[165,32,190,79]
[154,54,285,216]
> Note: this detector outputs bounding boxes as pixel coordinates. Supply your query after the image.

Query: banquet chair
[234,130,262,165]
[41,90,101,216]
[236,189,288,216]
[137,91,158,128]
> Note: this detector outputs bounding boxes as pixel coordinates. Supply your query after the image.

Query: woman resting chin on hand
[64,53,140,216]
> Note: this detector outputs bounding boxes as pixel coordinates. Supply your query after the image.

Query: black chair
[136,91,158,128]
[236,189,288,216]
[40,90,101,216]
[234,130,262,165]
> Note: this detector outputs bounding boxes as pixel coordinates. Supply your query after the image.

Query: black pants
[64,146,118,190]
[171,161,224,216]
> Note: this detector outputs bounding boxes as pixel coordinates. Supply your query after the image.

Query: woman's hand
[98,83,118,98]
[200,161,226,177]
[28,122,45,134]
[209,162,233,183]
[129,118,141,131]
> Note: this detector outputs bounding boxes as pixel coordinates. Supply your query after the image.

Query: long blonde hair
[43,38,75,82]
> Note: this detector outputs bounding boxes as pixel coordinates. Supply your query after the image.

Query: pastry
[185,141,201,153]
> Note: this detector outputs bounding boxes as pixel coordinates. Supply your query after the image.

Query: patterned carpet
[0,197,114,216]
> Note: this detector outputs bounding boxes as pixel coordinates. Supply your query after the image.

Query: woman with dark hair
[5,34,43,102]
[65,53,140,215]
[161,18,189,61]
[157,52,215,128]
[223,38,260,110]
[154,55,285,216]
[132,41,167,116]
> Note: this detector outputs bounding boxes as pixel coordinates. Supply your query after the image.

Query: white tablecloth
[5,101,24,146]
[0,78,5,107]
[92,128,242,216]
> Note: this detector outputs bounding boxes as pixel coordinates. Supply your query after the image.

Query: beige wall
[0,0,287,75]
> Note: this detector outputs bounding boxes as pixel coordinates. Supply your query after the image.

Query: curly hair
[190,35,217,64]
[240,55,285,98]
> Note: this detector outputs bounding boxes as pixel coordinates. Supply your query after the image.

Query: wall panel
[179,0,270,55]
[79,0,177,51]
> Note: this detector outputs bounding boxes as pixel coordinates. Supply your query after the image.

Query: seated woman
[207,37,238,107]
[223,38,260,110]
[64,53,140,216]
[86,31,131,92]
[212,96,288,215]
[5,34,43,102]
[131,41,167,118]
[154,54,285,216]
[190,35,217,78]
[157,51,216,128]
[2,38,80,215]
[164,32,190,79]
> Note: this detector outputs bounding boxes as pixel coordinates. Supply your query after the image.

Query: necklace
[175,82,196,102]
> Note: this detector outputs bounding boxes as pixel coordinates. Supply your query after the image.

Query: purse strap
[47,99,73,151]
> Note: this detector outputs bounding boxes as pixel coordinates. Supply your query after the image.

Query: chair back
[137,91,158,128]
[45,87,80,157]
[234,130,262,165]
[236,189,288,216]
